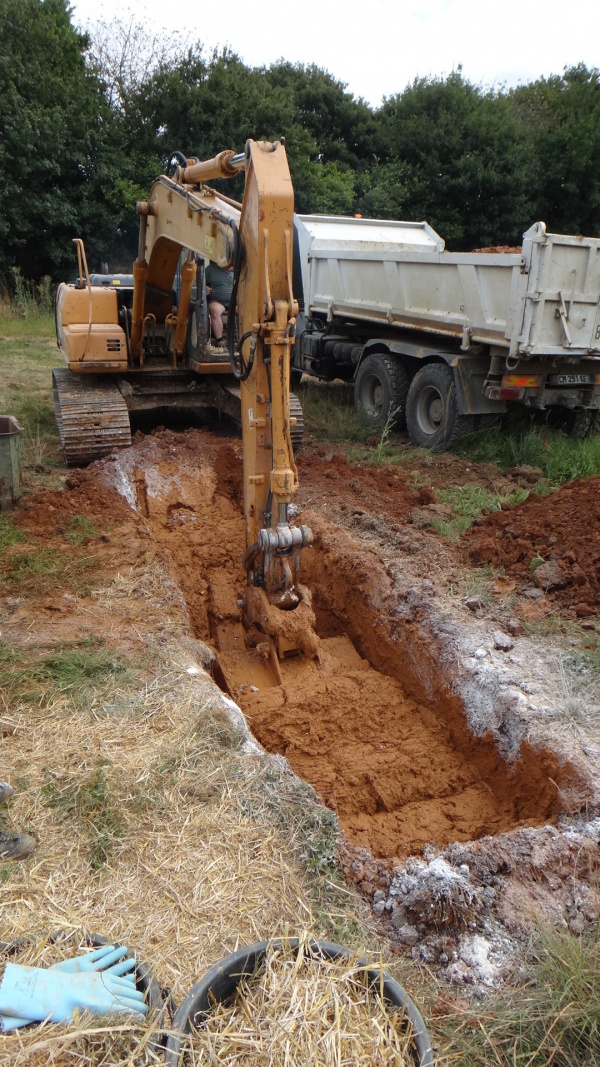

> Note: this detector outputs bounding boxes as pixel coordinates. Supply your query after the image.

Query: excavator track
[52,368,132,467]
[220,382,304,450]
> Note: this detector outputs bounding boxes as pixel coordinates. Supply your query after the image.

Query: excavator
[55,139,318,666]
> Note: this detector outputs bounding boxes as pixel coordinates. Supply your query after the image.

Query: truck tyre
[405,363,472,450]
[559,407,594,439]
[354,353,408,430]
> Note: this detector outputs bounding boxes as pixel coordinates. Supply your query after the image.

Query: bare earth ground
[1,418,600,1059]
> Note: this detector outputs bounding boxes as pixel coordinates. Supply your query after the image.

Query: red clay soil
[88,429,576,861]
[6,428,585,861]
[463,476,600,615]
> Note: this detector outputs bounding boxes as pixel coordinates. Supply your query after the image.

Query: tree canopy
[1,1,599,283]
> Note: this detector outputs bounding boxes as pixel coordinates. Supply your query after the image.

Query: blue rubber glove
[0,961,147,1027]
[0,945,136,1032]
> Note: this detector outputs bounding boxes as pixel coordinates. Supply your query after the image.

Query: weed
[372,406,401,466]
[406,468,429,490]
[9,268,54,318]
[433,483,529,538]
[530,552,545,572]
[298,381,371,443]
[43,761,124,869]
[458,424,600,484]
[0,516,23,550]
[0,545,98,596]
[0,638,127,710]
[436,924,600,1066]
[453,565,505,605]
[65,514,98,546]
[551,652,600,730]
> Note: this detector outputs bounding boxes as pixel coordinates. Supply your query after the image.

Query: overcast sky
[71,0,599,106]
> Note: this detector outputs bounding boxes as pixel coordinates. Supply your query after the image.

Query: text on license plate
[553,374,591,385]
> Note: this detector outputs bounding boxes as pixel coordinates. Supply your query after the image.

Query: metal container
[0,416,24,511]
[295,215,600,359]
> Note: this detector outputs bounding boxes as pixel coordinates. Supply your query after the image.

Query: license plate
[551,374,592,385]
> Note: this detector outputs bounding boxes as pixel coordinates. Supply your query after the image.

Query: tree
[374,71,537,248]
[122,49,372,216]
[510,65,600,236]
[0,0,115,280]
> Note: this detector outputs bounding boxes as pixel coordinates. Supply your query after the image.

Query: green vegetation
[299,382,371,443]
[431,483,529,538]
[2,3,600,288]
[437,925,600,1066]
[0,637,127,709]
[0,544,98,597]
[302,392,600,503]
[43,760,126,869]
[0,311,61,478]
[0,516,24,550]
[65,514,98,545]
[457,424,600,482]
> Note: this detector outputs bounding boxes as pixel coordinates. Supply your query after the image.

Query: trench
[111,431,581,861]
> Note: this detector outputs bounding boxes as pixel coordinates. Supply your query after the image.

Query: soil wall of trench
[95,430,591,863]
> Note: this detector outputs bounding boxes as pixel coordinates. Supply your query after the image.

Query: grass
[431,482,529,538]
[0,515,24,549]
[65,514,98,545]
[0,638,128,711]
[0,544,98,597]
[298,381,372,443]
[436,924,600,1066]
[456,422,600,483]
[0,308,62,483]
[42,760,126,870]
[298,374,600,490]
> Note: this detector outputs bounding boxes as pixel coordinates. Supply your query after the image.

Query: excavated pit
[101,430,582,860]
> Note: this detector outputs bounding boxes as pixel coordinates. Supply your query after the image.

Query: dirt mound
[463,477,600,615]
[18,476,133,538]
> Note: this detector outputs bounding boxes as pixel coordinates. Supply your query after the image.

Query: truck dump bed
[295,216,600,359]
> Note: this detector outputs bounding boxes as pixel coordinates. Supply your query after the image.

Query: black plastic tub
[164,937,434,1066]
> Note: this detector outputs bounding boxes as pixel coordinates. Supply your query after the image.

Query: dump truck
[291,216,600,448]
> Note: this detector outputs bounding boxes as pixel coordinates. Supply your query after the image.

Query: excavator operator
[205,261,233,349]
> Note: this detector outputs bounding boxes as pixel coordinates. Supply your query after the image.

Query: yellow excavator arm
[132,140,318,658]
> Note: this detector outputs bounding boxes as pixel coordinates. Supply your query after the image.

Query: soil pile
[463,477,600,615]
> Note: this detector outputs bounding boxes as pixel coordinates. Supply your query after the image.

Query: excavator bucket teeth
[52,368,131,467]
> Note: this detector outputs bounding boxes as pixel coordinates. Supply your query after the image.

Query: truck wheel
[559,407,594,439]
[354,353,408,430]
[405,363,472,450]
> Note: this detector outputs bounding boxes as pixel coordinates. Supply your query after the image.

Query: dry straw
[0,557,381,1065]
[186,937,418,1066]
